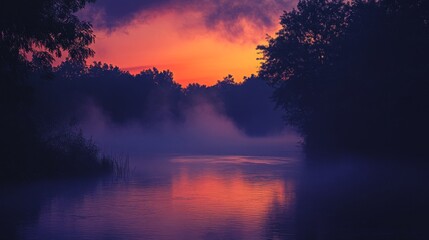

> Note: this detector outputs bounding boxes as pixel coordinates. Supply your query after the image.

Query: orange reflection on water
[172,167,294,221]
[36,157,296,239]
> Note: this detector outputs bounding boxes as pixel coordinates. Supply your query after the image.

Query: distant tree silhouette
[184,83,208,97]
[258,0,429,156]
[216,74,236,87]
[31,64,286,139]
[34,63,186,126]
[210,75,284,136]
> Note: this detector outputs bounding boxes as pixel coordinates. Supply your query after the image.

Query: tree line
[258,0,429,157]
[31,61,284,137]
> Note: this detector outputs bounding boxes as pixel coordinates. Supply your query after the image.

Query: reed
[101,153,133,179]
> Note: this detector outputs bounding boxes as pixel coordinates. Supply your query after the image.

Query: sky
[79,0,297,86]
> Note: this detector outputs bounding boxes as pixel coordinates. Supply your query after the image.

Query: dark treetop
[258,0,429,157]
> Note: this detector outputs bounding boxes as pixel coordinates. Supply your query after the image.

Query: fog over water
[80,100,301,158]
[29,65,301,159]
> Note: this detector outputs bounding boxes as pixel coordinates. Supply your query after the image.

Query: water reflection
[12,155,298,240]
[0,178,103,240]
[169,166,295,239]
[3,155,426,240]
[293,159,429,240]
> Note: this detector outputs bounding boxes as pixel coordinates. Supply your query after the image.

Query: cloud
[79,0,296,38]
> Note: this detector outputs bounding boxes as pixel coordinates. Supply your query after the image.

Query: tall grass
[0,122,135,183]
[101,153,133,180]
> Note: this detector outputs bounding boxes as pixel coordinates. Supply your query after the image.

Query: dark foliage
[258,0,429,156]
[0,0,110,182]
[0,0,95,69]
[31,62,285,137]
[210,75,285,136]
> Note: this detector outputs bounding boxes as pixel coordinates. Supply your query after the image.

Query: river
[1,154,428,239]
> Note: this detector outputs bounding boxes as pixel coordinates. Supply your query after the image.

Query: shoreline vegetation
[1,125,115,184]
[258,0,429,158]
[1,124,133,183]
[1,0,98,183]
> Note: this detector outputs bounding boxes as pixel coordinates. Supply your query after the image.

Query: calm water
[1,155,428,240]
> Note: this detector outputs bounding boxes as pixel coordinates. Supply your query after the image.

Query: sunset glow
[85,4,291,86]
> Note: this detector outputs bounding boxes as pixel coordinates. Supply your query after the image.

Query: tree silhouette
[215,75,284,136]
[258,0,429,156]
[0,0,98,182]
[0,0,95,75]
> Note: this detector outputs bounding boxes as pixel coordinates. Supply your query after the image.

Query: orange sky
[89,11,279,86]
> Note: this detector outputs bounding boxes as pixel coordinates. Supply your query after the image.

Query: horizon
[79,0,297,86]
